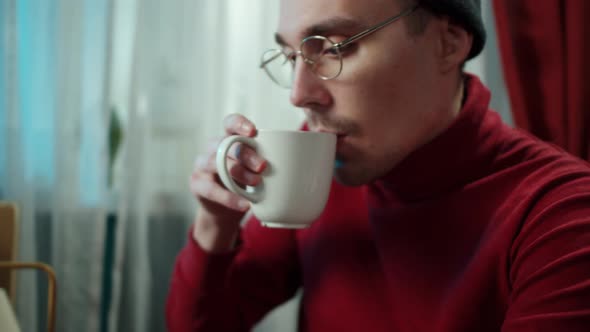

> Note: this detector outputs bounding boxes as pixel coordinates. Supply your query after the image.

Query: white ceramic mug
[216,130,336,228]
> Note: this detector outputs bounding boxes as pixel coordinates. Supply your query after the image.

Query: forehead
[277,0,401,45]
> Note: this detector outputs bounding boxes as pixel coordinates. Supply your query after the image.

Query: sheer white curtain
[1,1,509,332]
[1,0,111,331]
[1,0,301,330]
[108,1,302,331]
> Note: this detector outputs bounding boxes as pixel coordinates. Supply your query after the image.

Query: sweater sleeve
[166,217,301,332]
[502,177,590,331]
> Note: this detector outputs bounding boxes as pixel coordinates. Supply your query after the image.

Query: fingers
[224,113,257,137]
[232,143,267,172]
[190,172,250,212]
[220,114,265,170]
[194,154,263,187]
[204,137,267,173]
[190,114,263,213]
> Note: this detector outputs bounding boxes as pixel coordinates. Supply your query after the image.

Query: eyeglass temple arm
[260,51,283,68]
[259,5,418,67]
[334,5,419,49]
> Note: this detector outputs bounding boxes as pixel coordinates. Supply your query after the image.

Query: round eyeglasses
[259,5,419,89]
[260,35,343,89]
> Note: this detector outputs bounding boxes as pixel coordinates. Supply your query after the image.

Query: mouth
[314,127,347,143]
[314,126,344,136]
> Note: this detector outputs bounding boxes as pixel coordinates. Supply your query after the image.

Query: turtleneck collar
[370,74,503,203]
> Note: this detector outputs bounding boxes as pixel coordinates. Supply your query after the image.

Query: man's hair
[398,0,484,62]
[397,0,468,69]
[398,0,431,36]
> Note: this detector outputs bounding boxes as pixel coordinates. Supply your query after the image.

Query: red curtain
[493,0,590,160]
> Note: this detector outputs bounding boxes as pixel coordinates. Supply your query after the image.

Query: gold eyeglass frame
[260,5,419,88]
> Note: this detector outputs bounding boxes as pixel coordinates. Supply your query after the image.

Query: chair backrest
[0,202,19,302]
[0,203,56,332]
[0,262,56,332]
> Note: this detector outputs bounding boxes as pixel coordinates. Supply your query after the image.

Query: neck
[420,73,465,150]
[373,73,494,201]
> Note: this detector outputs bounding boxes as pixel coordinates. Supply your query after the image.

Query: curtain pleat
[493,0,590,160]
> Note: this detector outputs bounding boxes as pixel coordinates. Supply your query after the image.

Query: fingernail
[234,144,242,159]
[238,200,250,210]
[249,156,262,169]
[241,122,253,134]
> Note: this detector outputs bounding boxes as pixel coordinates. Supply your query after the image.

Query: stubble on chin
[332,161,378,187]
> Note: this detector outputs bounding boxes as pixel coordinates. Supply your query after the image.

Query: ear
[436,17,473,73]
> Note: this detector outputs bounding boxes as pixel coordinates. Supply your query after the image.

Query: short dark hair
[404,0,486,59]
[396,0,431,36]
[405,7,431,36]
[398,0,469,69]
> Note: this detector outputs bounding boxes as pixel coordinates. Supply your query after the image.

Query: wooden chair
[0,202,56,332]
[0,262,56,332]
[0,202,18,300]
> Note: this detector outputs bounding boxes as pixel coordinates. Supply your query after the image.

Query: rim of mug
[256,129,335,136]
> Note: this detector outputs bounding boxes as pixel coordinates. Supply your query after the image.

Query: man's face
[277,0,452,186]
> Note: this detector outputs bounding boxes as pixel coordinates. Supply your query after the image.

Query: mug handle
[216,135,261,203]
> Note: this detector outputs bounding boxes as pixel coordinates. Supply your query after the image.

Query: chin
[332,155,399,186]
[333,166,376,187]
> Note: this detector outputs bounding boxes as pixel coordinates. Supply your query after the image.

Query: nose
[289,58,332,109]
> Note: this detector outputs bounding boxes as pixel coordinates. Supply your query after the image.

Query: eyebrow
[275,16,368,47]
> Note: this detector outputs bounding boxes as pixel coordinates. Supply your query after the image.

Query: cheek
[330,38,434,143]
[334,55,403,121]
[340,45,420,114]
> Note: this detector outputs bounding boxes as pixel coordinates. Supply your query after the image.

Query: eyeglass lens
[262,36,342,88]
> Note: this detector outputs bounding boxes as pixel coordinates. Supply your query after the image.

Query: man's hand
[190,114,267,252]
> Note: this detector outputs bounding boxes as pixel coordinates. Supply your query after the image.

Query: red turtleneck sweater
[166,75,590,332]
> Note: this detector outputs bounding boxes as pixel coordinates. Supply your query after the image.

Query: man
[167,0,590,331]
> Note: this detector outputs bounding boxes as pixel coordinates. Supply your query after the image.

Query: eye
[280,48,296,63]
[286,52,298,64]
[325,46,340,56]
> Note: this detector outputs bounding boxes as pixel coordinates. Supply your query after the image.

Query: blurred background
[0,0,587,331]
